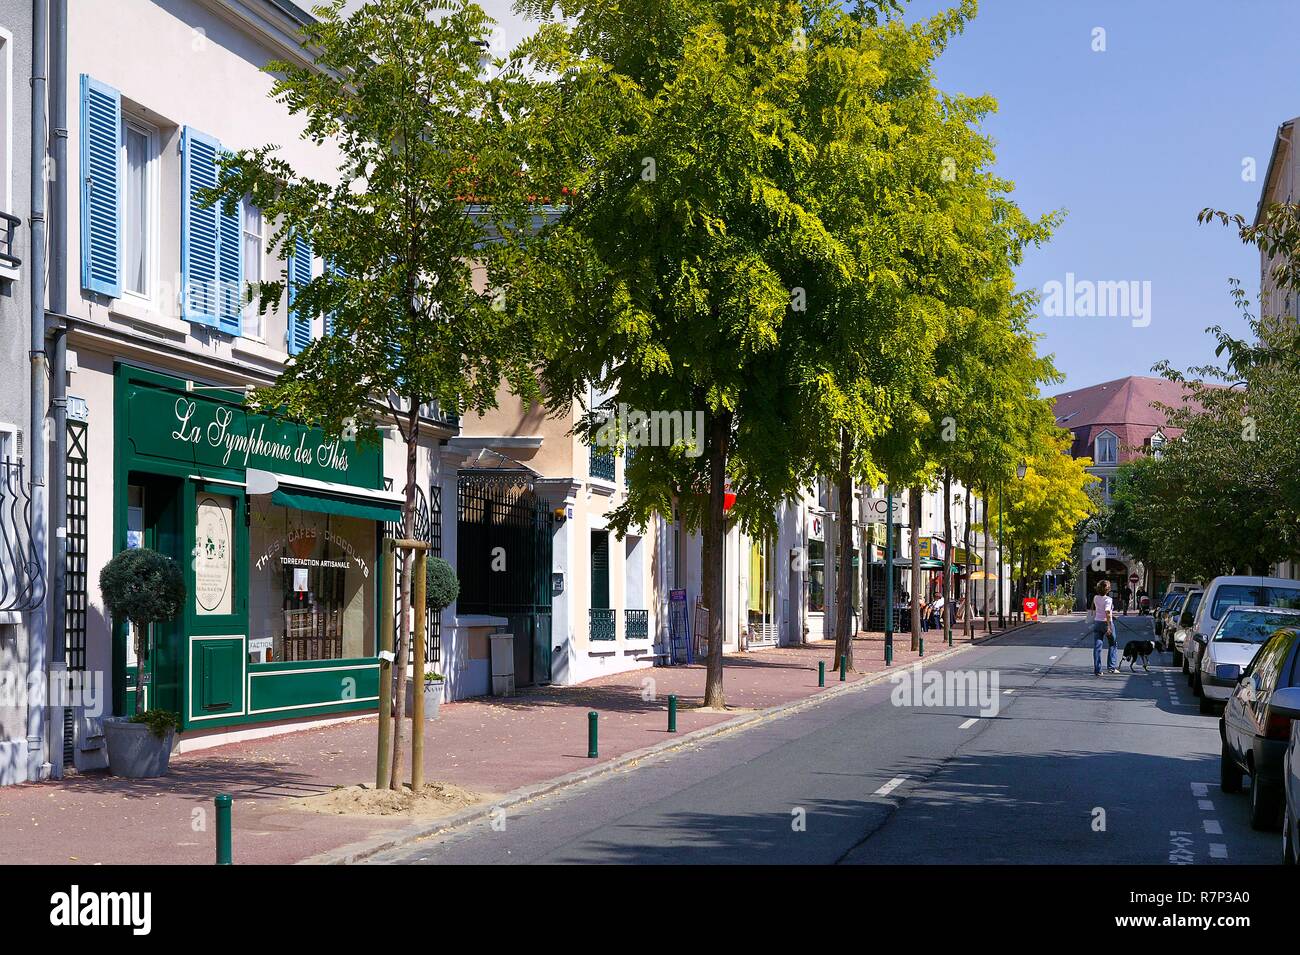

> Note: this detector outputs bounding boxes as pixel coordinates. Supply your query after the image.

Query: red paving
[0,625,1009,865]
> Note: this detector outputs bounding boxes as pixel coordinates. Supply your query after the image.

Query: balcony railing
[0,212,22,270]
[0,459,44,612]
[589,444,616,481]
[624,609,648,639]
[590,608,616,641]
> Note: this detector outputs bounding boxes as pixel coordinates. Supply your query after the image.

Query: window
[120,118,158,299]
[241,200,263,337]
[1210,584,1300,621]
[1149,430,1165,460]
[1094,431,1117,465]
[808,539,826,613]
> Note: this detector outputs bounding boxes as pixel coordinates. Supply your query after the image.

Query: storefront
[112,365,403,734]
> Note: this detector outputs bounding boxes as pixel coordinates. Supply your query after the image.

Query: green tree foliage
[206,0,551,786]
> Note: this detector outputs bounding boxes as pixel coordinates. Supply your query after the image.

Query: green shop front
[113,366,402,735]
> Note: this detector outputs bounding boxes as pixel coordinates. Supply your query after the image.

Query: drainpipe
[49,0,66,663]
[26,0,50,781]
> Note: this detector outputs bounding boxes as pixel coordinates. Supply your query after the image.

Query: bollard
[214,793,232,865]
[668,695,677,733]
[839,655,846,682]
[587,711,599,757]
[818,660,825,687]
[885,634,893,666]
[919,636,925,657]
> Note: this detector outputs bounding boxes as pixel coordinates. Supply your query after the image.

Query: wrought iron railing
[590,608,616,641]
[0,459,44,611]
[0,212,21,269]
[624,608,648,639]
[589,444,616,481]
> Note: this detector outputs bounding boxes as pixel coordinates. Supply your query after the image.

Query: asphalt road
[369,614,1280,865]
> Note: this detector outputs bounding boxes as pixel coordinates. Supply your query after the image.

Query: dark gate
[457,474,553,686]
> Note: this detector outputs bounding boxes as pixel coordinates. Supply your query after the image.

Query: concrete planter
[402,678,444,719]
[102,718,176,778]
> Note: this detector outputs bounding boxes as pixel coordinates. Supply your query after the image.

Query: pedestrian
[1091,580,1118,676]
[1120,584,1132,616]
[930,593,945,630]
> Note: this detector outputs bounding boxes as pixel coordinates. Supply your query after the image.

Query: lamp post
[999,461,1028,630]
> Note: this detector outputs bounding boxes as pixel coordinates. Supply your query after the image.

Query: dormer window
[1094,431,1117,465]
[1149,430,1165,460]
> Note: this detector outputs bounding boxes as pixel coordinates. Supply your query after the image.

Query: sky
[347,0,1300,392]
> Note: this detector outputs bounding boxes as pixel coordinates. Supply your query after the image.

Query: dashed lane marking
[1209,843,1228,860]
[958,718,979,729]
[874,775,908,797]
[1203,819,1223,836]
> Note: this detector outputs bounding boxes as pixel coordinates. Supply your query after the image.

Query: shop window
[808,539,825,613]
[249,497,377,663]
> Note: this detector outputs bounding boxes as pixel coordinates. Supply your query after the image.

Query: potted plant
[399,557,459,718]
[98,547,187,778]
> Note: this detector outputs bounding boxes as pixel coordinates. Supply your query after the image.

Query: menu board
[195,493,235,615]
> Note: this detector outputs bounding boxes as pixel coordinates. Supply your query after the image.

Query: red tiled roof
[1050,375,1199,464]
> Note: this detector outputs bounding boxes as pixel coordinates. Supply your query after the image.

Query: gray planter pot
[102,718,176,778]
[401,678,444,719]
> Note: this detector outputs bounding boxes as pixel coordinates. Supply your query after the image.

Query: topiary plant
[425,556,459,611]
[100,548,186,714]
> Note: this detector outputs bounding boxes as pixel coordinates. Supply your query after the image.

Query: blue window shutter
[216,164,243,335]
[181,127,221,327]
[323,259,343,336]
[80,75,121,298]
[287,235,313,355]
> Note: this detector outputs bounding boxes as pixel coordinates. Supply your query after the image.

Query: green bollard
[214,793,232,865]
[839,655,847,682]
[886,634,894,666]
[668,695,677,733]
[587,711,599,757]
[818,660,825,687]
[919,636,925,657]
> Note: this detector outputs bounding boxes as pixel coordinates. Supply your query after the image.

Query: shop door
[456,476,554,686]
[126,474,183,715]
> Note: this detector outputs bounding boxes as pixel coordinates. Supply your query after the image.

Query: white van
[1189,576,1300,703]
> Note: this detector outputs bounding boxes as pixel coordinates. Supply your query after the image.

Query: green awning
[272,487,402,523]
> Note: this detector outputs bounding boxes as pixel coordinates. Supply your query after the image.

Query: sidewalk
[0,623,1021,865]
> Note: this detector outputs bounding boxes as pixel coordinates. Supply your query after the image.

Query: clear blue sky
[904,0,1300,392]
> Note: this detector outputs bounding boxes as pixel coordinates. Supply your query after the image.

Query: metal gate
[457,473,553,686]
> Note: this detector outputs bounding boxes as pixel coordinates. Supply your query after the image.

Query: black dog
[1122,638,1164,672]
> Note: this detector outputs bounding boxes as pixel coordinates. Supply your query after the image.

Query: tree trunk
[982,487,991,634]
[389,405,420,790]
[702,409,732,709]
[833,428,855,670]
[943,469,953,645]
[859,483,870,644]
[963,490,973,639]
[910,487,921,651]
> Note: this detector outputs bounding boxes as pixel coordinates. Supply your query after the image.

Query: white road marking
[1003,689,1014,695]
[874,775,908,796]
[1203,819,1223,835]
[959,718,979,729]
[1197,799,1215,811]
[1049,655,1058,660]
[1191,783,1209,797]
[1209,843,1228,859]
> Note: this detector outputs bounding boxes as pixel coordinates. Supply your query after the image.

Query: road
[368,614,1279,865]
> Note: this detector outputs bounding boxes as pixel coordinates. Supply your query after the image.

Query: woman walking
[1091,580,1118,676]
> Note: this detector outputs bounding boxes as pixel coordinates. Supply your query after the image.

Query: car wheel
[1172,649,1182,667]
[1221,739,1243,793]
[1250,774,1282,831]
[1199,692,1216,715]
[1192,671,1203,697]
[1285,804,1297,865]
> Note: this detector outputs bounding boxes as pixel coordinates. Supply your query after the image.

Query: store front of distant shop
[112,366,403,734]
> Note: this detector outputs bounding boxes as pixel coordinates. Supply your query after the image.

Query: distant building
[1051,375,1198,604]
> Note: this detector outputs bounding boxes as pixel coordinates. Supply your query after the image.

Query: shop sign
[863,496,906,523]
[126,384,380,489]
[809,514,824,541]
[195,493,234,615]
[918,537,946,561]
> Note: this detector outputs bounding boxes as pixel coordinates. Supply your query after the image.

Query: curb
[300,622,1033,864]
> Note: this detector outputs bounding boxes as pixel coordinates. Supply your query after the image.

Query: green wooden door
[591,531,609,608]
[185,480,248,727]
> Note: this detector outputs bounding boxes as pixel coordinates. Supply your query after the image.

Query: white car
[1195,606,1300,714]
[1189,576,1300,706]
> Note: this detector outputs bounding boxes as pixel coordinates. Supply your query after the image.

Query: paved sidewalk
[0,622,1023,865]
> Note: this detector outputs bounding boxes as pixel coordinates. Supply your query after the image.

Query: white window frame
[118,114,160,304]
[1094,430,1118,466]
[241,197,264,339]
[0,29,13,216]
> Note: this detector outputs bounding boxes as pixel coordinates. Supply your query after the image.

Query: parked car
[1189,576,1300,700]
[1166,588,1202,670]
[1155,591,1183,638]
[1198,606,1300,715]
[1219,622,1300,831]
[1275,686,1300,863]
